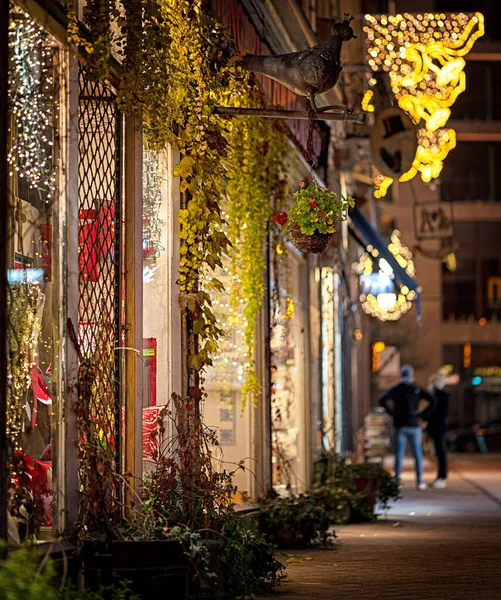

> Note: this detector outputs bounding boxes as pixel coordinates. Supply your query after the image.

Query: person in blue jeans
[380,365,436,490]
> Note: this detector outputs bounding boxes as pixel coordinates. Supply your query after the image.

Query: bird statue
[241,15,357,111]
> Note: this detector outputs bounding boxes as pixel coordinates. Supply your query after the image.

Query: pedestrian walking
[427,371,450,489]
[380,365,436,490]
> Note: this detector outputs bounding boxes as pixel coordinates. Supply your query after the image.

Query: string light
[8,9,57,201]
[364,12,484,193]
[6,284,40,448]
[354,230,416,321]
[142,148,165,263]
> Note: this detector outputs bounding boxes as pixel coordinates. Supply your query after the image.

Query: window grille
[77,68,123,522]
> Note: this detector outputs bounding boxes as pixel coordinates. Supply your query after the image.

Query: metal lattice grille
[77,69,122,519]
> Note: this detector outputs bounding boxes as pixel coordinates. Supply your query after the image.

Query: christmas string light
[6,284,40,448]
[364,12,484,192]
[142,148,165,263]
[354,230,416,322]
[8,9,57,201]
[361,89,375,112]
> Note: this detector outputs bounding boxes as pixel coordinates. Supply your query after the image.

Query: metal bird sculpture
[241,15,356,111]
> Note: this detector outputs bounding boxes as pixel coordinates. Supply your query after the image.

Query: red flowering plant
[273,180,354,236]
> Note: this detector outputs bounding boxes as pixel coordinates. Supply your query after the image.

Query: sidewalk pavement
[256,454,501,600]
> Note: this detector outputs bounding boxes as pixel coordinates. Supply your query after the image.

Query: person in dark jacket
[426,371,450,489]
[380,365,436,490]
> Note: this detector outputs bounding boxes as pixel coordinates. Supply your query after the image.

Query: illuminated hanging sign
[364,12,485,196]
[354,230,417,321]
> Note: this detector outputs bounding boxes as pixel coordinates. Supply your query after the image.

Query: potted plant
[81,393,285,600]
[309,486,352,525]
[259,492,333,549]
[273,179,354,254]
[220,515,285,599]
[351,462,400,514]
[312,454,400,523]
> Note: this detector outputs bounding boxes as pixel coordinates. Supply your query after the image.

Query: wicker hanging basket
[289,227,332,254]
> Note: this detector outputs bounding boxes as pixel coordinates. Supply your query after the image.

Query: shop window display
[203,261,248,493]
[142,148,171,472]
[321,267,335,452]
[270,256,305,493]
[6,7,62,542]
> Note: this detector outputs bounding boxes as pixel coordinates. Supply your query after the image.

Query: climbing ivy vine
[72,0,291,404]
[226,116,290,403]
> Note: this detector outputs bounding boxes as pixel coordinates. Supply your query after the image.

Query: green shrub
[259,492,334,546]
[312,456,401,522]
[0,542,138,600]
[221,516,285,598]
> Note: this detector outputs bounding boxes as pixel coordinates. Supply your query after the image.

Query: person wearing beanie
[426,371,450,489]
[380,365,436,490]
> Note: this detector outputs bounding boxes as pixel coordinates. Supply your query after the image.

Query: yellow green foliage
[78,0,291,404]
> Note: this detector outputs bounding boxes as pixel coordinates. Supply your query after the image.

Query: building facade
[2,0,376,543]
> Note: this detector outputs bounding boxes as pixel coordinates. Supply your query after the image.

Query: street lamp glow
[377,292,397,311]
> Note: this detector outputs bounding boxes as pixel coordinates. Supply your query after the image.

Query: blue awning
[349,205,422,322]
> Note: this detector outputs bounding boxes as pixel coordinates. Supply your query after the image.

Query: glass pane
[142,148,171,474]
[7,7,62,542]
[270,255,305,493]
[203,262,248,497]
[321,267,335,452]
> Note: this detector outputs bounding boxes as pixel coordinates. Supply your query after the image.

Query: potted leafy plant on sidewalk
[258,491,334,548]
[312,455,400,523]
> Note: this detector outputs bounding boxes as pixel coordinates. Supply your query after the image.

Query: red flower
[310,200,318,208]
[299,179,306,188]
[273,211,288,226]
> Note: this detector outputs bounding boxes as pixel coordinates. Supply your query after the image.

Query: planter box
[112,540,189,599]
[351,476,380,522]
[259,514,310,549]
[274,529,308,549]
[83,552,113,592]
[84,539,190,599]
[187,538,228,600]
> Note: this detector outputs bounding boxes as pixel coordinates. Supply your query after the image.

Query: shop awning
[348,205,422,322]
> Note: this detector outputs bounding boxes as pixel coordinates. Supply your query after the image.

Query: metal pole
[0,0,9,541]
[214,106,367,124]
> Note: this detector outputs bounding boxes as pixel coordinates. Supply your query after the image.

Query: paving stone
[257,455,501,600]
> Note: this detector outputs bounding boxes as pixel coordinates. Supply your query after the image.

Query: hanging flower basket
[273,180,354,255]
[288,227,332,254]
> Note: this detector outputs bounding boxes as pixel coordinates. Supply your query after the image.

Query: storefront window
[142,147,173,473]
[321,267,335,452]
[203,262,249,496]
[333,273,344,454]
[271,254,305,493]
[7,6,63,542]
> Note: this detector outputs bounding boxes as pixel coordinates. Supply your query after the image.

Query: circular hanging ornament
[371,107,417,178]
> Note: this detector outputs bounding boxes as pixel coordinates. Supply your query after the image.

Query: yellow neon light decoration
[374,174,393,199]
[364,12,484,194]
[362,89,375,112]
